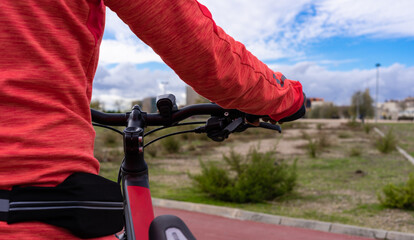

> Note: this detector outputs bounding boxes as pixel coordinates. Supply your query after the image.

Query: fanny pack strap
[0,173,124,239]
[0,190,123,222]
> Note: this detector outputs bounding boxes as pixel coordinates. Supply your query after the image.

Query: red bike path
[154,206,372,240]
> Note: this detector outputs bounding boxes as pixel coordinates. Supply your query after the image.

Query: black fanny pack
[0,172,124,239]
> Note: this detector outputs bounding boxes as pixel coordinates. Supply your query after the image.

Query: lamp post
[375,63,381,122]
[160,80,169,94]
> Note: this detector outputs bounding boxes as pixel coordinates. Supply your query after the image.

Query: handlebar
[91,103,243,126]
[91,103,281,143]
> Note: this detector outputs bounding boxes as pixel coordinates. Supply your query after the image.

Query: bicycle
[91,94,282,240]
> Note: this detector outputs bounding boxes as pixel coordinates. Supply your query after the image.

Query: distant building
[131,100,142,108]
[307,98,332,109]
[186,86,209,105]
[142,97,157,113]
[380,100,399,120]
[379,97,414,120]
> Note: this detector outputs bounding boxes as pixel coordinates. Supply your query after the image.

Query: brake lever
[223,117,244,133]
[258,122,282,133]
[238,122,282,133]
[202,117,245,142]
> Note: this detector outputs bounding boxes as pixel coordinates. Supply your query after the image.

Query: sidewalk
[153,198,414,240]
[154,206,371,240]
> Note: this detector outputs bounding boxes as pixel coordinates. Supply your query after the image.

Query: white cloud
[270,62,414,105]
[99,39,162,64]
[289,0,414,46]
[92,64,186,110]
[100,0,414,63]
[99,10,162,65]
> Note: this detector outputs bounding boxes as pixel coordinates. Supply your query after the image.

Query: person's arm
[103,0,304,121]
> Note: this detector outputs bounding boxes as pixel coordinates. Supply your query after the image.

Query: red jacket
[0,0,303,238]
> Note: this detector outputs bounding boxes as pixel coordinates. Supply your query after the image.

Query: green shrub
[363,123,373,134]
[307,138,318,158]
[318,133,331,148]
[317,123,323,130]
[192,161,234,201]
[338,132,351,139]
[102,131,121,147]
[346,119,361,129]
[376,129,397,154]
[349,147,362,157]
[94,148,122,162]
[301,131,311,140]
[378,174,414,210]
[191,149,297,203]
[162,136,181,153]
[145,147,158,158]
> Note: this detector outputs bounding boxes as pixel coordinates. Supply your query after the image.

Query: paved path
[154,206,372,240]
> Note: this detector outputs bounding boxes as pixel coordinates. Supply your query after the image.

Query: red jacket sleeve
[103,0,303,121]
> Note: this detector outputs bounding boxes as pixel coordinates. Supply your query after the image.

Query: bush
[94,148,122,162]
[161,136,181,153]
[102,131,121,147]
[145,147,158,158]
[318,133,331,148]
[378,174,414,210]
[317,123,323,130]
[305,134,330,158]
[376,129,397,154]
[363,123,373,134]
[191,149,297,203]
[349,147,362,157]
[338,132,351,139]
[307,138,318,158]
[346,119,361,129]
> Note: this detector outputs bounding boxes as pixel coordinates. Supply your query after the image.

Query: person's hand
[277,93,306,123]
[245,115,277,126]
[246,93,306,125]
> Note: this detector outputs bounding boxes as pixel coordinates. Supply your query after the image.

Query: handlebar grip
[259,122,282,133]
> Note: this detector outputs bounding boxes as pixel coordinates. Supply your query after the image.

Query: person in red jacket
[0,0,304,239]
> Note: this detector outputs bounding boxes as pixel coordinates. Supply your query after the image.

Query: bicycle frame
[121,105,154,240]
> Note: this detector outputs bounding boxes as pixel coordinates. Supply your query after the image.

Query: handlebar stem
[122,105,147,173]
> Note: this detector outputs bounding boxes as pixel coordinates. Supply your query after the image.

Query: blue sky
[299,37,414,71]
[93,0,414,109]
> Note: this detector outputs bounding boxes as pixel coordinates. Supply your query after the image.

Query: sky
[93,0,414,110]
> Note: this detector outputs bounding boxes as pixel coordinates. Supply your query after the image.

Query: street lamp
[160,80,169,94]
[375,63,381,122]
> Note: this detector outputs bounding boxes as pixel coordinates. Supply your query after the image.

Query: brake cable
[143,129,199,148]
[143,121,206,137]
[92,123,124,135]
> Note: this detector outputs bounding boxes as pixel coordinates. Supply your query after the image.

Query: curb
[153,198,414,240]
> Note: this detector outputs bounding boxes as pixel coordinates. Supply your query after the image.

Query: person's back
[0,0,304,238]
[0,1,104,189]
[0,1,108,238]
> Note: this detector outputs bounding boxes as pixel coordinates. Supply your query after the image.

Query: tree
[349,89,374,119]
[307,103,339,119]
[90,99,104,110]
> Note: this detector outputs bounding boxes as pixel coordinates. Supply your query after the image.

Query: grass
[95,120,414,233]
[376,123,414,157]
